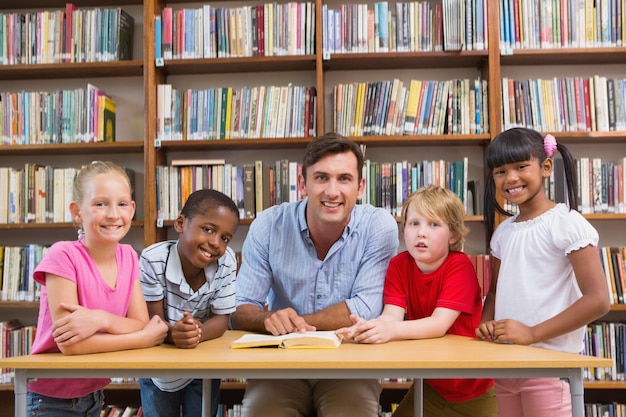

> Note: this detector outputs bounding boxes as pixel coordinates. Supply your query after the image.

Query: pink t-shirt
[28,240,139,398]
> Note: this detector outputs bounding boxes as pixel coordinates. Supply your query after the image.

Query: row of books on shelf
[0,320,36,383]
[155,2,315,60]
[577,157,626,214]
[600,247,626,306]
[156,84,317,142]
[0,165,135,225]
[499,0,626,53]
[333,77,488,138]
[0,84,117,145]
[156,156,474,221]
[585,402,626,417]
[501,76,626,133]
[0,4,134,65]
[583,321,626,381]
[321,0,487,54]
[0,245,47,303]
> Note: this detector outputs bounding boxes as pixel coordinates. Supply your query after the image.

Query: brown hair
[301,133,364,181]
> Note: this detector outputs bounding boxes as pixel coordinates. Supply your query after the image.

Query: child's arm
[350,304,461,344]
[476,257,500,341]
[49,275,167,354]
[489,245,610,345]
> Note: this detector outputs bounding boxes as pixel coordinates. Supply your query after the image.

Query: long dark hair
[484,128,578,238]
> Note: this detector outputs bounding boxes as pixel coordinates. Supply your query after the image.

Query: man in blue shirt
[231,133,399,417]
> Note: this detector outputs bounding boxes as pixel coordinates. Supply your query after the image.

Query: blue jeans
[27,390,104,417]
[139,378,220,417]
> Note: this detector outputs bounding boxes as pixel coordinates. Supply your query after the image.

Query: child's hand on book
[264,307,316,335]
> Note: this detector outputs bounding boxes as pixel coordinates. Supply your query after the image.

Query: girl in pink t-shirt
[28,161,167,417]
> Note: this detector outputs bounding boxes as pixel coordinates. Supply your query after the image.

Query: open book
[230,331,343,349]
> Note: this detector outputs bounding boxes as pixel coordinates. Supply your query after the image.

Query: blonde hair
[73,161,132,204]
[400,185,468,251]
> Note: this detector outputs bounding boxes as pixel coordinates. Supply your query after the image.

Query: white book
[592,158,603,213]
[621,158,626,213]
[289,161,298,202]
[8,168,22,224]
[275,85,290,138]
[157,84,165,140]
[594,75,609,131]
[169,167,180,220]
[578,158,590,214]
[163,84,172,140]
[63,168,77,223]
[0,167,9,223]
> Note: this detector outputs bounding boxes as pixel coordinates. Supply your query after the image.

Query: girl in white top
[476,127,610,417]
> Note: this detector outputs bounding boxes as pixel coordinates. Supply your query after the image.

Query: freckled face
[403,206,454,273]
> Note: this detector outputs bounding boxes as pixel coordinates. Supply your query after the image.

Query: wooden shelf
[584,380,626,390]
[18,0,141,8]
[323,50,489,71]
[157,138,313,151]
[0,302,39,309]
[0,141,144,156]
[161,55,316,75]
[500,47,626,66]
[0,61,143,81]
[583,214,626,221]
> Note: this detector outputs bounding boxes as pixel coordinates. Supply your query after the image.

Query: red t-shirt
[384,250,493,402]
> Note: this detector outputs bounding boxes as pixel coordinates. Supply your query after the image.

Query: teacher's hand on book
[264,307,316,335]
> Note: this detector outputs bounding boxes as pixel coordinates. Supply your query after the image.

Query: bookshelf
[0,0,147,414]
[1,0,626,415]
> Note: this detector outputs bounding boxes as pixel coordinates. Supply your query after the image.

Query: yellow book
[354,82,365,136]
[225,87,233,139]
[230,331,343,349]
[403,79,421,135]
[102,96,116,142]
[585,0,594,46]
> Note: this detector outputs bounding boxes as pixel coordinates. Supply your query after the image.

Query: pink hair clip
[543,134,557,157]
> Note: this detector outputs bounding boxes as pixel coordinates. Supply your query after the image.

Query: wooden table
[0,331,610,417]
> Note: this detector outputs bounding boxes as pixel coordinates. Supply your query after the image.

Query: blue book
[498,1,506,53]
[378,2,389,52]
[155,16,162,60]
[475,78,482,134]
[419,81,434,135]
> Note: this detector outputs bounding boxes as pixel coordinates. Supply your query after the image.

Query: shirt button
[316,295,322,299]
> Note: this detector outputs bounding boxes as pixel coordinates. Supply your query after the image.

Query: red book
[162,7,173,59]
[573,77,583,131]
[258,5,265,57]
[65,3,77,62]
[303,87,310,137]
[583,78,592,131]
